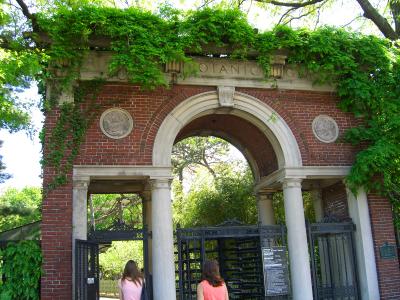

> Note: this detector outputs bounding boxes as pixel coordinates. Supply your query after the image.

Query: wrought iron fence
[307,221,359,300]
[175,222,290,300]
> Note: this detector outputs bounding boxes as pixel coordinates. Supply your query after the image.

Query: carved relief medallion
[312,115,339,143]
[100,108,134,139]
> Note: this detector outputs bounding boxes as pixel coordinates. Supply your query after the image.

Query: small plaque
[262,246,290,296]
[312,115,339,143]
[380,242,397,259]
[100,108,134,139]
[87,277,95,284]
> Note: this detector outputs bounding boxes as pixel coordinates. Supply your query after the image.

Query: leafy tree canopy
[0,186,41,232]
[173,158,258,227]
[89,193,143,231]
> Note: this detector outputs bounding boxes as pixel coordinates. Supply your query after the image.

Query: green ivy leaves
[0,241,42,300]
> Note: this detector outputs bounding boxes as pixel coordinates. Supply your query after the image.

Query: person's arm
[224,283,229,300]
[197,283,204,300]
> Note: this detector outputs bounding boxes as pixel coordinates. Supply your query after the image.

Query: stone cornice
[254,166,351,191]
[76,51,334,92]
[73,165,172,181]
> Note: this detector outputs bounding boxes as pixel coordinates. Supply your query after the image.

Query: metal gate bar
[75,239,99,300]
[308,222,359,300]
[175,222,290,300]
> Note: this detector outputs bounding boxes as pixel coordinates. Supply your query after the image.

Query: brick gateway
[41,54,400,299]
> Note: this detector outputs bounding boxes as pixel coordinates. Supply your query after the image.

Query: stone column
[346,187,380,300]
[283,178,313,300]
[72,177,89,300]
[257,193,275,225]
[311,189,323,221]
[151,178,176,300]
[72,178,89,241]
[141,190,153,273]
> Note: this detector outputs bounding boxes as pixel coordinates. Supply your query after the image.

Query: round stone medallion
[100,108,134,139]
[312,115,339,143]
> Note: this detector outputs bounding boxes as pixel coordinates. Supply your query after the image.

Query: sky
[0,0,383,193]
[0,86,43,191]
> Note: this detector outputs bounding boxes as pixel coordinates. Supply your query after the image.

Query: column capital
[73,177,90,189]
[257,192,274,201]
[282,178,302,189]
[150,178,172,189]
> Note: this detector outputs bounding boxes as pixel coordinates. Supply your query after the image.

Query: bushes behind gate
[0,241,42,300]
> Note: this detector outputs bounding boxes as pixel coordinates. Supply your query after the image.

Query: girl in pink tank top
[197,260,229,300]
[118,260,143,300]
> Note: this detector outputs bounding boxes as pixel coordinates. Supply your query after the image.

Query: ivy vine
[0,241,42,300]
[35,6,399,225]
[39,80,104,191]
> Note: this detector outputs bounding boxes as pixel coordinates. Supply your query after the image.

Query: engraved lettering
[250,66,262,76]
[199,63,208,73]
[231,64,240,74]
[219,64,228,73]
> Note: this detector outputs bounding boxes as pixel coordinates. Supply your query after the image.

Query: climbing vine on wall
[34,5,399,223]
[39,80,104,190]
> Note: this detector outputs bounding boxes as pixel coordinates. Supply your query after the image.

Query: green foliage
[173,167,257,227]
[36,5,187,90]
[0,186,42,232]
[0,48,44,132]
[172,136,230,182]
[272,192,316,224]
[40,80,104,190]
[89,194,143,230]
[181,7,256,58]
[99,241,143,279]
[0,241,42,300]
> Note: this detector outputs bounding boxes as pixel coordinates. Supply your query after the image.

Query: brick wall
[368,194,400,300]
[41,83,367,298]
[238,88,360,166]
[322,181,349,220]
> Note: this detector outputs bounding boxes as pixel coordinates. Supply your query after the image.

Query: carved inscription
[191,58,265,79]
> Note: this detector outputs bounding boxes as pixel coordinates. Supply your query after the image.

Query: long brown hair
[201,259,225,287]
[121,260,143,286]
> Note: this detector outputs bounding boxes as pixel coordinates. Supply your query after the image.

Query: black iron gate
[75,226,150,300]
[75,239,100,300]
[308,221,359,300]
[175,222,290,300]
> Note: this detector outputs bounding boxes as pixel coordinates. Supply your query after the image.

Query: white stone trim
[346,188,380,300]
[99,108,134,139]
[72,177,90,300]
[79,52,335,92]
[257,193,275,225]
[255,166,351,191]
[73,165,172,180]
[153,91,302,169]
[312,114,339,143]
[282,179,314,300]
[173,73,334,92]
[217,86,235,107]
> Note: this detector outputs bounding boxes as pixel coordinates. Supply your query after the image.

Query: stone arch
[153,91,302,172]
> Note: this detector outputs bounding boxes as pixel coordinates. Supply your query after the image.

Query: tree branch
[390,0,400,36]
[254,0,325,8]
[14,0,39,32]
[355,0,398,40]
